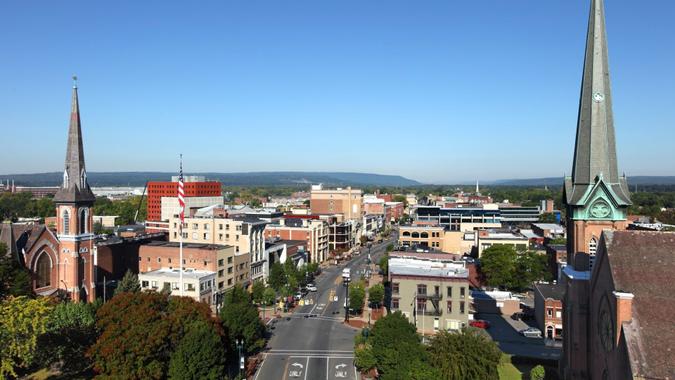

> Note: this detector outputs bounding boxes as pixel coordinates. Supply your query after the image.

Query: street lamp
[236,338,245,377]
[343,274,351,323]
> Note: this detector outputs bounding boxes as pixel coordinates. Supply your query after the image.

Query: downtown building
[263,215,330,264]
[559,1,675,378]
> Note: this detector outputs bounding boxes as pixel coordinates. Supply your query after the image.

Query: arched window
[36,252,52,288]
[79,208,88,234]
[63,209,70,235]
[411,232,420,238]
[421,232,429,239]
[589,237,598,256]
[402,231,411,237]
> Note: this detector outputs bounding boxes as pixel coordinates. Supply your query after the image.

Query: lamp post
[343,275,350,323]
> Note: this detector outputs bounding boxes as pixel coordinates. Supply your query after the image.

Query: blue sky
[1,1,673,184]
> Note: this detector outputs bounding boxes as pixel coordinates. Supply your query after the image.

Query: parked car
[294,292,303,301]
[307,284,318,292]
[520,327,542,338]
[469,320,490,329]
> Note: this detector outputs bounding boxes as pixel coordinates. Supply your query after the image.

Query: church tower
[563,0,631,268]
[53,78,97,302]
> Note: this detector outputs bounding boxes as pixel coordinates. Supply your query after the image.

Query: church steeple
[565,0,630,207]
[54,77,96,204]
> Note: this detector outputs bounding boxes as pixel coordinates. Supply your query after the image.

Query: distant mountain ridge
[1,171,421,187]
[491,176,675,186]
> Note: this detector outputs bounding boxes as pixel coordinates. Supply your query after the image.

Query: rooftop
[140,268,215,280]
[532,223,565,231]
[389,257,468,279]
[144,241,232,250]
[534,282,565,300]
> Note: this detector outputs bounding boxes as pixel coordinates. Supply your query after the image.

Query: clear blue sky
[1,1,673,184]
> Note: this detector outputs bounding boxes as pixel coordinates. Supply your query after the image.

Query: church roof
[566,0,630,206]
[602,230,675,378]
[53,81,96,204]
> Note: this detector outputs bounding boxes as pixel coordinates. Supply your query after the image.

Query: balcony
[416,309,442,316]
[416,293,442,300]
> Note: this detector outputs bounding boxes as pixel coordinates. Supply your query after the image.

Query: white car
[307,285,318,292]
[520,327,542,338]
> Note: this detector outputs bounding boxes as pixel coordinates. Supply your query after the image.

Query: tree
[168,320,226,380]
[220,298,266,354]
[88,292,220,379]
[115,269,141,295]
[0,242,32,299]
[512,251,551,291]
[530,365,546,380]
[0,296,53,379]
[386,243,394,252]
[307,262,319,275]
[379,255,389,276]
[35,300,100,376]
[369,311,426,379]
[349,282,366,313]
[262,288,276,306]
[368,284,385,308]
[360,235,369,246]
[268,262,286,291]
[538,212,557,223]
[480,245,517,289]
[426,329,502,380]
[251,281,265,304]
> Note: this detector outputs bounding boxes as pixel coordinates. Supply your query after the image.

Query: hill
[1,171,421,187]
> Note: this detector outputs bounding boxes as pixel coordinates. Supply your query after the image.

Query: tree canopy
[368,284,385,307]
[168,320,226,380]
[426,329,502,380]
[115,269,141,295]
[0,242,32,299]
[480,245,551,291]
[219,285,266,354]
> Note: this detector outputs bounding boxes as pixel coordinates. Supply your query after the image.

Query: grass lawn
[498,354,523,380]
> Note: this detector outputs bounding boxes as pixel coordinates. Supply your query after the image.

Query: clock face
[598,300,614,352]
[590,200,611,219]
[593,92,605,103]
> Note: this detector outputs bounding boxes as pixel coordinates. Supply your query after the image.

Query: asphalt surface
[254,236,393,380]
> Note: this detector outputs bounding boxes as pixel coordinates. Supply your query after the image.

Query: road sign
[335,363,348,378]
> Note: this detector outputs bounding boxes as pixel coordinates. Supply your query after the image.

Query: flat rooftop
[140,268,216,280]
[143,241,233,250]
[389,257,468,279]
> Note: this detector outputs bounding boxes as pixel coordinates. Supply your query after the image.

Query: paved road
[254,237,393,380]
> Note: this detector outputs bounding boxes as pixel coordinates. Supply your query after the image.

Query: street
[253,236,393,380]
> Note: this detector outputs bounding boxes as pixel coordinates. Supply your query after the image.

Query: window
[218,259,224,266]
[460,287,466,299]
[173,232,177,239]
[151,281,157,288]
[218,281,224,289]
[172,282,179,290]
[392,283,399,294]
[62,209,70,235]
[157,258,161,263]
[219,234,223,241]
[203,233,209,240]
[460,301,465,314]
[391,298,399,309]
[446,301,452,314]
[219,224,223,230]
[556,310,562,319]
[192,223,198,230]
[35,252,51,288]
[228,267,233,274]
[204,224,209,230]
[228,278,232,285]
[589,237,598,256]
[417,284,427,295]
[142,281,149,288]
[79,208,87,234]
[168,258,172,263]
[139,257,142,262]
[416,299,426,312]
[547,308,553,317]
[447,286,453,297]
[185,283,195,291]
[228,257,233,264]
[434,286,440,297]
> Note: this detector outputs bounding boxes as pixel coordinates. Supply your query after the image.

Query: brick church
[559,0,675,379]
[13,81,97,302]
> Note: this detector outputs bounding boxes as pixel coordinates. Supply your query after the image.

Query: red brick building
[146,180,221,222]
[534,283,564,340]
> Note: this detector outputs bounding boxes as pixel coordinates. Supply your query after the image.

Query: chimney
[613,291,634,345]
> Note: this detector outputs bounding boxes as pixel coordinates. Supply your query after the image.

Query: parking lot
[476,313,561,360]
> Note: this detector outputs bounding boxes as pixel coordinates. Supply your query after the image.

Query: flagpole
[179,154,184,297]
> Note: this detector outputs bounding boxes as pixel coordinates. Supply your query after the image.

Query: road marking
[304,357,309,380]
[253,353,267,380]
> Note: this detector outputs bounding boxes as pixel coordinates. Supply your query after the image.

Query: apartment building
[414,205,501,232]
[138,241,247,296]
[310,184,362,220]
[389,256,471,334]
[139,268,216,304]
[146,176,221,223]
[398,225,471,255]
[475,230,529,257]
[534,283,564,340]
[263,217,329,264]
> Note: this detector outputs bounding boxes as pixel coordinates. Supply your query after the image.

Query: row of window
[392,283,466,298]
[390,298,466,314]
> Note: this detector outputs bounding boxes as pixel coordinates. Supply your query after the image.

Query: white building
[139,268,216,304]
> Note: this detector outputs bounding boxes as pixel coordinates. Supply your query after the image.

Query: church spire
[565,0,630,206]
[54,77,96,203]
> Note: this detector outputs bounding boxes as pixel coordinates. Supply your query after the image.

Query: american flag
[178,155,185,226]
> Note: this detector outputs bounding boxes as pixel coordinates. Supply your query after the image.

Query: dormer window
[81,169,87,188]
[63,170,69,188]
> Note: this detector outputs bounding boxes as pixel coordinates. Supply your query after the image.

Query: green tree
[168,320,226,380]
[268,262,286,291]
[386,243,394,252]
[307,262,319,275]
[512,251,551,291]
[480,245,518,289]
[220,299,266,354]
[360,235,369,246]
[0,243,32,299]
[370,311,426,379]
[0,296,53,379]
[530,365,546,380]
[262,287,276,306]
[368,284,385,307]
[349,282,366,313]
[379,255,389,276]
[35,300,100,376]
[426,329,502,380]
[251,281,265,304]
[115,269,141,295]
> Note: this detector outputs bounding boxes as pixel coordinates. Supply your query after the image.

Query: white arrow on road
[291,363,304,369]
[335,363,347,369]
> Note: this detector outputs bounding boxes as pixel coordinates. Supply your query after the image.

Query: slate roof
[53,84,95,203]
[534,282,565,301]
[602,230,675,378]
[566,0,630,206]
